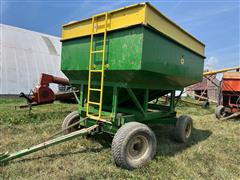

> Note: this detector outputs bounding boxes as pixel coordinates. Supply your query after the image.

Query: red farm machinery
[18,73,77,111]
[215,71,240,119]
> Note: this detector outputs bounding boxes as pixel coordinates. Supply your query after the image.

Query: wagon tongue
[0,152,10,163]
[0,124,99,165]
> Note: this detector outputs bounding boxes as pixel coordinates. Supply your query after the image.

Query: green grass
[0,97,239,179]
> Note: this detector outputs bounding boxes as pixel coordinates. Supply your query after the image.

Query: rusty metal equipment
[215,71,240,119]
[31,73,70,104]
[185,66,240,109]
[1,2,205,169]
[18,73,78,110]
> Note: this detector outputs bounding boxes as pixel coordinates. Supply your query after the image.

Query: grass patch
[0,97,239,179]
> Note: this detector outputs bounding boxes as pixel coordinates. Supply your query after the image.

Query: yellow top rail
[61,2,205,57]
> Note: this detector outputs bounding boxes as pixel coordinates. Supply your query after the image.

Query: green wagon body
[61,25,204,112]
[62,25,204,90]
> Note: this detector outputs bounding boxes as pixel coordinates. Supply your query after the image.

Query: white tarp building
[0,24,65,95]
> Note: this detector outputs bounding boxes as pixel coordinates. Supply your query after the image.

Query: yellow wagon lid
[62,2,205,57]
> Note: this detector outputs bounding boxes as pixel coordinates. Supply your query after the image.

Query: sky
[1,0,240,71]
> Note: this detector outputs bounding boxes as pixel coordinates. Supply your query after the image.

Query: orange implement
[222,72,240,91]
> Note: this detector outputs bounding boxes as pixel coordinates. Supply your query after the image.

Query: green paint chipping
[61,27,143,71]
[61,25,204,90]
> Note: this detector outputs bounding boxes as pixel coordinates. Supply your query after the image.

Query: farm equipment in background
[18,73,77,111]
[215,71,240,120]
[185,66,240,110]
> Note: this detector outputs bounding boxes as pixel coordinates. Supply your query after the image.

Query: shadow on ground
[3,125,211,165]
[151,125,212,157]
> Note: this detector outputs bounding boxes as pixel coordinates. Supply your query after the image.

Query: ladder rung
[90,70,103,72]
[90,88,101,91]
[91,50,104,54]
[87,115,113,124]
[87,12,108,119]
[88,115,100,120]
[88,101,100,105]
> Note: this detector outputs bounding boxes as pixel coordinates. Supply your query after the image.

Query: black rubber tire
[202,101,210,109]
[215,105,225,119]
[62,111,80,134]
[111,122,157,170]
[174,115,193,143]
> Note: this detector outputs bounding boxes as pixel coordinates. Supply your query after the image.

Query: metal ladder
[86,13,108,119]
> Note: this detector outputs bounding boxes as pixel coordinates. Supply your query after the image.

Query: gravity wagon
[1,2,205,170]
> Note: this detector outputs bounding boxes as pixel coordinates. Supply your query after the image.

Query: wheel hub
[127,135,149,160]
[185,123,192,138]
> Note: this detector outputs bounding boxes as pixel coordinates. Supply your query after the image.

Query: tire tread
[112,122,156,169]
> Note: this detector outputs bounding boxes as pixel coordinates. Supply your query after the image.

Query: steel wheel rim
[127,135,149,160]
[185,122,192,139]
[220,107,227,117]
[69,116,80,132]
